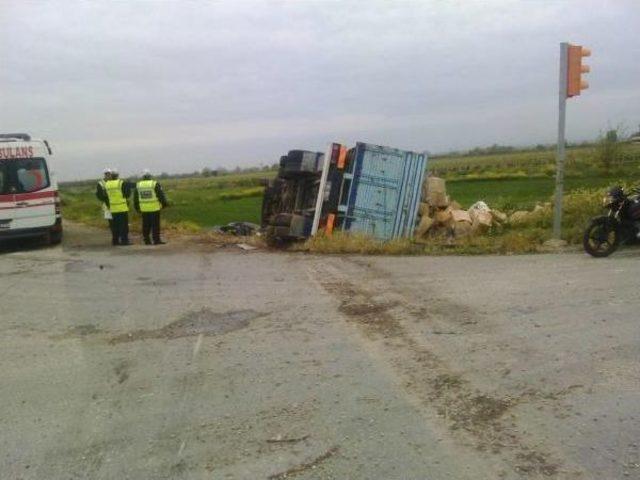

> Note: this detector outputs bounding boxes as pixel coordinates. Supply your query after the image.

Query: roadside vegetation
[60,137,640,254]
[298,188,605,255]
[432,141,640,210]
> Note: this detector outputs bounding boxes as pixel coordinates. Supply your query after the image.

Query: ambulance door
[0,160,16,231]
[11,157,56,230]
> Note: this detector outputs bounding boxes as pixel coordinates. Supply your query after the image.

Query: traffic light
[566,44,590,98]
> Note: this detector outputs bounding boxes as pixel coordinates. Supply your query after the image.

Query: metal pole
[553,42,568,239]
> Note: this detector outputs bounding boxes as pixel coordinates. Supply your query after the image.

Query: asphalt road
[1,223,639,479]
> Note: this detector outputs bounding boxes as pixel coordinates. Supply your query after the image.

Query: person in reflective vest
[99,169,133,245]
[95,168,113,230]
[134,169,168,245]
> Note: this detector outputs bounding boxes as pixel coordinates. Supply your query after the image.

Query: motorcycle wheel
[583,217,620,257]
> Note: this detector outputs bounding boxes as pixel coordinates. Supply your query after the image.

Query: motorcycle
[583,185,640,257]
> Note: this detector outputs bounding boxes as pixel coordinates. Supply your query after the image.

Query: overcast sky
[1,1,639,180]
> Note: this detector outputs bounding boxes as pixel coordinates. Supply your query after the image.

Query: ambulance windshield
[0,158,50,194]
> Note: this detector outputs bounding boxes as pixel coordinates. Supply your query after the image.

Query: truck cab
[0,133,62,245]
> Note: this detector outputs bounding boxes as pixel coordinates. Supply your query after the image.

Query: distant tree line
[430,140,596,159]
[156,163,279,180]
[60,162,279,187]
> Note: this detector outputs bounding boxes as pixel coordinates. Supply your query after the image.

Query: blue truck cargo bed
[339,143,426,240]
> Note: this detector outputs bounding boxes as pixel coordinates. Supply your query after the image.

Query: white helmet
[103,167,112,174]
[142,168,151,177]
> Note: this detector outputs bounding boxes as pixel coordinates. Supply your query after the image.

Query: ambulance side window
[0,163,8,194]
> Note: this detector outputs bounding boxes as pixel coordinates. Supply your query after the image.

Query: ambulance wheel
[48,231,62,245]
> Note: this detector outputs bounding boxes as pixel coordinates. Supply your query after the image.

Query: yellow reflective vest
[136,179,161,212]
[105,179,129,213]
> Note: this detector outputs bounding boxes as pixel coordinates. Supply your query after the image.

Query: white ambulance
[0,133,62,244]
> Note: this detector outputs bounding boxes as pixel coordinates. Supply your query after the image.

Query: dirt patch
[198,400,320,472]
[339,300,399,317]
[51,324,105,339]
[268,446,339,479]
[109,308,266,344]
[64,260,113,272]
[170,459,188,475]
[136,278,178,286]
[429,374,515,434]
[0,269,27,276]
[431,373,464,392]
[447,394,514,432]
[515,451,560,476]
[68,324,104,336]
[312,260,562,478]
[466,394,512,424]
[113,359,132,384]
[322,281,402,337]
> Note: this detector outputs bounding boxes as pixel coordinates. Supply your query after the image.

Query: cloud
[1,0,639,179]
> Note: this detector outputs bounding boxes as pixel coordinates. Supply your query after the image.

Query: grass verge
[294,230,554,256]
[294,186,613,255]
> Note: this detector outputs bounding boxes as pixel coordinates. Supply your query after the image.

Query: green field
[61,143,640,245]
[447,175,632,211]
[60,171,273,231]
[435,143,640,210]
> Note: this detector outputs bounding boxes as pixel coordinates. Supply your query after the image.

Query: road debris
[268,446,339,479]
[423,176,449,207]
[211,221,259,236]
[414,176,561,240]
[266,434,310,444]
[415,176,505,239]
[508,203,552,225]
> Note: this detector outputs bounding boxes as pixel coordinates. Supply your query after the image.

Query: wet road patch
[64,260,113,272]
[68,324,104,336]
[113,359,133,384]
[109,308,266,344]
[51,324,106,339]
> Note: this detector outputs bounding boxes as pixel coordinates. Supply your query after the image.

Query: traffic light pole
[553,42,569,239]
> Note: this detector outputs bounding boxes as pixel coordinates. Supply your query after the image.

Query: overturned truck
[261,142,427,243]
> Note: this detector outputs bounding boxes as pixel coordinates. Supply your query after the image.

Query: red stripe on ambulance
[0,191,55,203]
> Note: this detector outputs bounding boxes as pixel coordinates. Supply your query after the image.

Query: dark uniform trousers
[111,213,129,245]
[142,211,161,243]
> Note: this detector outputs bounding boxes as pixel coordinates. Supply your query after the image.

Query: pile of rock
[415,176,507,239]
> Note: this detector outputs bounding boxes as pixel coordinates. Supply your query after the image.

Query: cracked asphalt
[1,223,639,479]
